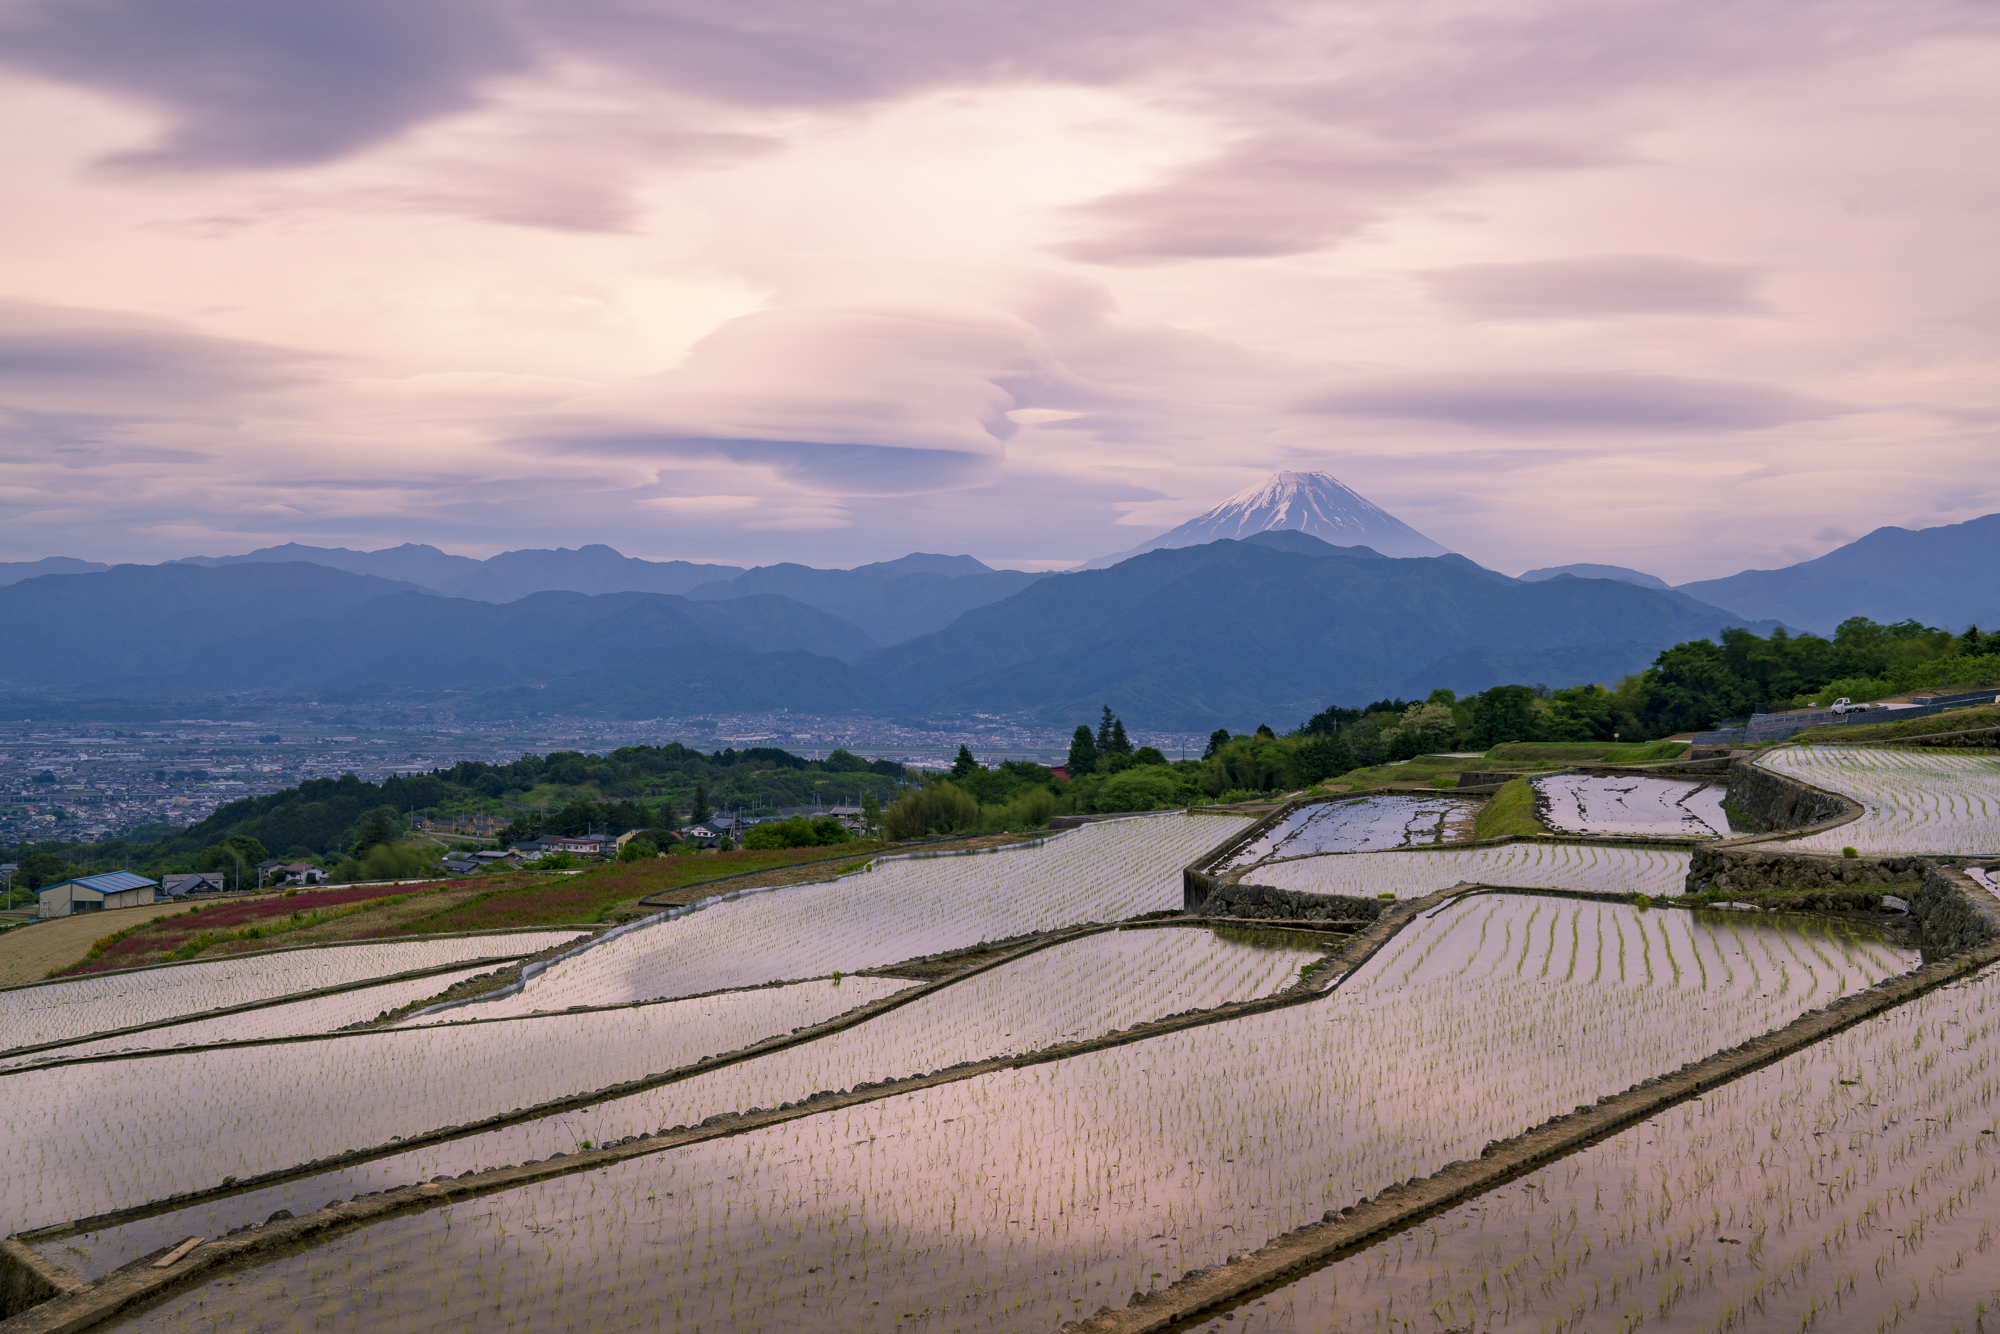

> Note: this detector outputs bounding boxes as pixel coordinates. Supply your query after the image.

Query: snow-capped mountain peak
[1083,470,1449,568]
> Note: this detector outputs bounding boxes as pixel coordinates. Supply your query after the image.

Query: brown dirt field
[0,904,196,987]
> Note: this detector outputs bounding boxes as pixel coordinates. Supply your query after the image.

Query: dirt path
[0,904,195,987]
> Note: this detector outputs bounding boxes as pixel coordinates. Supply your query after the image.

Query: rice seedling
[456,812,1249,1016]
[95,897,1913,1332]
[1256,840,1692,899]
[34,926,1321,1271]
[1535,772,1730,837]
[0,931,583,1052]
[0,964,502,1069]
[1225,794,1480,868]
[1199,960,2000,1334]
[1760,746,2000,855]
[0,975,910,1232]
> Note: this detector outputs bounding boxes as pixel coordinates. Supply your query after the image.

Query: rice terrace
[3,742,1998,1334]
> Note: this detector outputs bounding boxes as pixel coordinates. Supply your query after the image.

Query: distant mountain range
[0,531,1779,728]
[5,476,1996,724]
[1674,514,2000,636]
[1083,471,1449,568]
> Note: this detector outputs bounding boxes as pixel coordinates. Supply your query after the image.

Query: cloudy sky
[2,0,1994,580]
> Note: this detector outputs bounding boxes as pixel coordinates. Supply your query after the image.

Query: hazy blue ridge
[866,531,1771,728]
[1674,513,2000,635]
[685,552,1046,644]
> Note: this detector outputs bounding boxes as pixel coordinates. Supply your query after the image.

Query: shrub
[743,816,851,850]
[883,782,981,840]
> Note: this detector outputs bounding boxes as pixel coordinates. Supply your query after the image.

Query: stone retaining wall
[1723,758,1853,831]
[1913,865,2000,954]
[1685,844,1929,895]
[1191,881,1385,924]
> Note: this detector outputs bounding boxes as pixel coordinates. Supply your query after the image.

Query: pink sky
[2,0,1994,581]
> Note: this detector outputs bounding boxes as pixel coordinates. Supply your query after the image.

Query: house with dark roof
[37,870,160,917]
[160,871,228,898]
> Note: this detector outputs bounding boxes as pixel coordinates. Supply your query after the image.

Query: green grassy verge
[1484,740,1689,763]
[1790,705,2000,744]
[1474,778,1548,839]
[393,842,894,933]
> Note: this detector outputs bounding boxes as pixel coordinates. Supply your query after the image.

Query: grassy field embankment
[1473,778,1549,839]
[1790,704,2000,744]
[1484,740,1689,763]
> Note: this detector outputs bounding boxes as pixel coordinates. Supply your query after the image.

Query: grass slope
[1484,740,1689,762]
[1473,778,1549,839]
[1790,704,2000,744]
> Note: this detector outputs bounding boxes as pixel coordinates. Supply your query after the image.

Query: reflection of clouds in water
[1229,793,1479,868]
[1534,774,1728,837]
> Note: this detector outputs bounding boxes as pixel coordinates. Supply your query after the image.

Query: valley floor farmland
[3,746,1997,1334]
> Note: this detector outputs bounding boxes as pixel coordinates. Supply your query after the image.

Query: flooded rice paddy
[0,963,502,1068]
[1760,747,2000,856]
[0,976,910,1231]
[34,926,1326,1273]
[93,898,1916,1334]
[1223,794,1479,868]
[1194,960,2000,1334]
[1254,840,1691,898]
[456,813,1247,1017]
[0,932,582,1051]
[1534,772,1730,837]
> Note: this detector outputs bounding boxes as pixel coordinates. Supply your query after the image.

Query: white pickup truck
[1828,697,1870,716]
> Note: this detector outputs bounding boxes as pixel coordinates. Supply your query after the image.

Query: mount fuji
[1081,471,1450,569]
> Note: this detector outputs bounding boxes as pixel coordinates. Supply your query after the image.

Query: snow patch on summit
[1084,471,1449,568]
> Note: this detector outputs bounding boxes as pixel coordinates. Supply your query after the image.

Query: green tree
[1202,728,1231,759]
[860,791,882,838]
[951,745,979,779]
[1066,725,1098,777]
[1107,717,1132,755]
[1096,704,1117,753]
[690,784,711,826]
[350,807,399,856]
[1466,685,1540,749]
[882,781,981,840]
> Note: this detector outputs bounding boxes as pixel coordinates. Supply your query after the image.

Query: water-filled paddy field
[1255,840,1692,898]
[1186,960,2000,1334]
[1223,793,1479,868]
[9,761,1998,1334]
[1534,771,1729,837]
[78,897,1917,1333]
[0,931,583,1051]
[1759,747,2000,855]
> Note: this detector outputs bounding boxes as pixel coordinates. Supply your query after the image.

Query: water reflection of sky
[1226,794,1480,868]
[1535,774,1729,837]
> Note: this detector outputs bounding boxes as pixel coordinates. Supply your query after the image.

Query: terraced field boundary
[1067,937,2000,1334]
[0,924,600,1001]
[0,942,582,1066]
[10,871,1968,1332]
[0,889,1462,1330]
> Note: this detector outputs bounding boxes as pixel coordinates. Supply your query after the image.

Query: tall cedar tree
[951,744,979,778]
[1096,704,1117,753]
[1108,717,1132,755]
[690,784,711,826]
[1067,725,1098,777]
[1203,728,1231,759]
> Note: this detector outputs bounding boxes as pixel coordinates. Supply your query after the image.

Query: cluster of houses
[21,805,875,916]
[28,859,341,917]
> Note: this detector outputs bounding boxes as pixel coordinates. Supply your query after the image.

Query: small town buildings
[37,869,159,917]
[160,871,228,898]
[274,862,329,886]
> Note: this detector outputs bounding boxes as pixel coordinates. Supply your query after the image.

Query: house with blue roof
[36,869,160,918]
